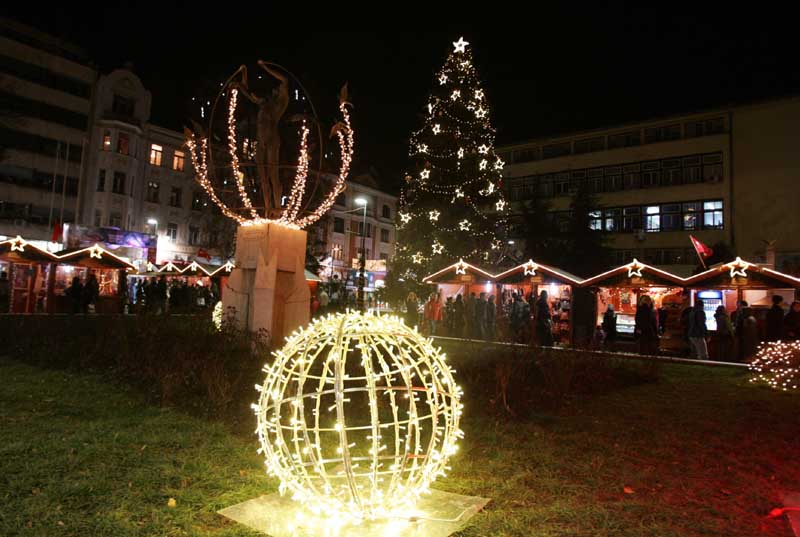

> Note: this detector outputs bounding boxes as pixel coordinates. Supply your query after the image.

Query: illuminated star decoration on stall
[523,260,538,276]
[89,244,104,259]
[428,210,440,222]
[728,257,752,278]
[454,259,468,275]
[222,261,236,272]
[432,241,444,255]
[627,259,644,278]
[453,37,470,53]
[10,236,26,252]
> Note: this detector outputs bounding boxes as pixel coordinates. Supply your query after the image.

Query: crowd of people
[400,289,559,344]
[594,294,800,361]
[64,272,100,314]
[131,276,218,315]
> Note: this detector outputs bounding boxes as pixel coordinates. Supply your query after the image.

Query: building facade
[314,174,398,294]
[0,17,95,247]
[499,97,800,276]
[0,19,221,267]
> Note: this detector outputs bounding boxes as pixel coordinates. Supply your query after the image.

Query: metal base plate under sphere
[218,489,490,537]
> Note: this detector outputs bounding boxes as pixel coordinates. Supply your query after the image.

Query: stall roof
[494,259,584,285]
[0,236,58,263]
[305,269,322,282]
[422,258,496,284]
[579,259,685,288]
[683,257,800,289]
[56,244,136,270]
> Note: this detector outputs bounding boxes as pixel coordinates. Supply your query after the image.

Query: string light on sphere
[254,311,464,520]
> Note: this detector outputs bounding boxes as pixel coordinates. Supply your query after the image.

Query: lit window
[589,210,603,231]
[103,132,111,151]
[645,206,660,232]
[150,144,163,166]
[173,150,185,172]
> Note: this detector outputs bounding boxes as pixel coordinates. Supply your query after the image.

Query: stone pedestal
[222,223,310,345]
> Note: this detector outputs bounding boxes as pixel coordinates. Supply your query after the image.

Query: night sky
[6,7,800,194]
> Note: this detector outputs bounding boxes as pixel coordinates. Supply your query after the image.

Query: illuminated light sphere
[749,341,800,391]
[254,311,464,520]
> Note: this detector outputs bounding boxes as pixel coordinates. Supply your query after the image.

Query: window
[589,211,602,231]
[574,137,604,154]
[703,162,723,182]
[332,244,343,261]
[94,210,102,227]
[555,181,569,196]
[703,200,724,229]
[112,94,135,117]
[542,142,571,159]
[644,124,681,144]
[333,217,344,233]
[662,204,681,231]
[358,222,372,238]
[112,172,125,195]
[382,204,391,218]
[166,222,178,241]
[188,226,200,246]
[623,207,641,231]
[191,191,203,211]
[623,172,641,190]
[645,206,661,232]
[169,186,182,208]
[172,149,185,171]
[380,228,390,242]
[146,181,159,203]
[102,131,111,151]
[109,212,122,228]
[604,208,621,232]
[608,131,641,149]
[683,202,700,230]
[96,170,106,192]
[685,117,725,138]
[150,144,163,166]
[512,148,540,163]
[117,133,129,155]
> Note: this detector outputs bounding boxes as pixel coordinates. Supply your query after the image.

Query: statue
[233,61,289,217]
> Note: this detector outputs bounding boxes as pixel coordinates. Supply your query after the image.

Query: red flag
[690,235,714,259]
[51,219,63,243]
[196,248,211,261]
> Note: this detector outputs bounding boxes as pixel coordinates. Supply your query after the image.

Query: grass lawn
[1,356,797,536]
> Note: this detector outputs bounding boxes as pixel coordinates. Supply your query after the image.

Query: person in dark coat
[732,300,749,361]
[404,292,419,329]
[0,271,9,313]
[66,276,83,314]
[452,294,465,337]
[784,301,800,340]
[485,295,496,341]
[602,304,617,345]
[713,305,734,361]
[474,292,487,340]
[635,295,659,355]
[740,307,759,360]
[535,290,553,346]
[82,273,99,314]
[687,298,709,359]
[766,295,785,342]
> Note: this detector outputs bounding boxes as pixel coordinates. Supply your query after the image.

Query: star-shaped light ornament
[428,210,440,222]
[439,74,448,85]
[9,235,26,252]
[475,89,484,100]
[432,124,441,134]
[89,244,104,259]
[432,241,444,255]
[494,157,505,170]
[627,259,645,278]
[479,159,488,170]
[476,107,487,118]
[399,212,412,224]
[728,257,753,278]
[454,187,465,198]
[457,147,465,159]
[451,90,461,101]
[459,220,471,231]
[523,260,538,276]
[428,103,434,114]
[486,182,496,195]
[496,199,506,211]
[454,259,468,275]
[418,144,428,154]
[453,37,470,53]
[420,169,431,180]
[478,144,489,155]
[412,252,424,265]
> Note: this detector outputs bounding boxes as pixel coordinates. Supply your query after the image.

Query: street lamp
[354,197,368,311]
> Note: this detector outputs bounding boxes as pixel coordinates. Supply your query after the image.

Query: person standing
[783,301,800,340]
[318,288,329,314]
[535,290,553,347]
[741,307,760,360]
[687,298,709,359]
[713,305,734,361]
[635,295,659,355]
[602,304,617,346]
[0,271,9,313]
[424,293,442,336]
[404,292,419,329]
[485,295,496,341]
[82,273,100,314]
[766,295,785,342]
[464,293,476,339]
[66,276,83,314]
[453,294,465,338]
[732,300,749,361]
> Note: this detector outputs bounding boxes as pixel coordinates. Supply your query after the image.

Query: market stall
[579,259,687,351]
[52,244,135,314]
[422,258,496,300]
[0,236,58,314]
[494,260,583,345]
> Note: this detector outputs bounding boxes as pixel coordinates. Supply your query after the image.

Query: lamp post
[355,197,368,311]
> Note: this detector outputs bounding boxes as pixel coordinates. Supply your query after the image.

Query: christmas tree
[390,37,507,294]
